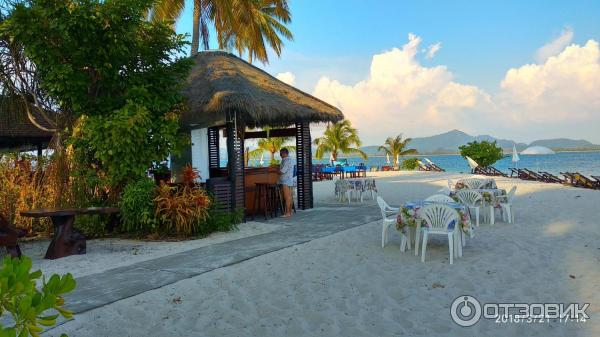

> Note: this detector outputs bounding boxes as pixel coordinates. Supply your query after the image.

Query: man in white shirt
[278,148,293,217]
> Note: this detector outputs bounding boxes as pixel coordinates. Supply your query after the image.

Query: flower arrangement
[454,182,466,190]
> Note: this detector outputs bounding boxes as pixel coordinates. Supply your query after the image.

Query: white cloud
[500,39,600,123]
[312,33,490,144]
[308,33,600,144]
[425,42,441,59]
[275,71,296,85]
[535,27,574,63]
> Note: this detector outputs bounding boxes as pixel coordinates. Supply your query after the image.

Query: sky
[175,0,600,145]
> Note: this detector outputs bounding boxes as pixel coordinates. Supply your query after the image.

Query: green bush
[459,141,504,167]
[401,158,420,170]
[7,0,192,194]
[75,215,107,239]
[120,178,159,234]
[197,204,243,236]
[0,256,75,337]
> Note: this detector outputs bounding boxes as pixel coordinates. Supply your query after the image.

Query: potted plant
[151,163,172,185]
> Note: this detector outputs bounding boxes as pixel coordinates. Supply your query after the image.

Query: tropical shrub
[154,185,211,236]
[0,256,75,337]
[179,164,203,187]
[120,178,160,234]
[459,141,504,167]
[401,158,420,170]
[0,154,52,234]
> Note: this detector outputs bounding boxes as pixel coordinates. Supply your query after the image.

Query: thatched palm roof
[181,51,343,129]
[0,96,54,150]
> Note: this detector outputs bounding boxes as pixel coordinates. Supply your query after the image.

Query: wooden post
[37,143,43,158]
[295,121,313,209]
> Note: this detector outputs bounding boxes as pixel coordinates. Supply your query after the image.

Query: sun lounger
[537,171,565,184]
[487,166,507,177]
[572,172,599,189]
[561,172,599,189]
[522,168,545,181]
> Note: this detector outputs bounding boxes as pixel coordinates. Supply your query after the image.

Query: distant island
[359,130,600,156]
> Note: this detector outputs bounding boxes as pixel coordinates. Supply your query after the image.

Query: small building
[0,96,54,153]
[177,51,343,214]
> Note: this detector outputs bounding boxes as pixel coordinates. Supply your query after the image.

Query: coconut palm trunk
[191,1,201,55]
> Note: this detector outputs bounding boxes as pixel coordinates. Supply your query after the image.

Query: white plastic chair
[365,179,377,200]
[417,204,461,264]
[335,180,352,204]
[455,189,484,226]
[447,179,454,190]
[425,194,455,203]
[497,186,517,223]
[437,186,452,196]
[377,197,408,251]
[463,179,484,189]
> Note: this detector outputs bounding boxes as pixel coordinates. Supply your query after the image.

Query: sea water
[310,151,600,176]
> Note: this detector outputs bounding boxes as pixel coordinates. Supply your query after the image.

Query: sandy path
[46,172,599,336]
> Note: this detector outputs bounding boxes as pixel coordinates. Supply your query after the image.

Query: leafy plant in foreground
[0,256,75,337]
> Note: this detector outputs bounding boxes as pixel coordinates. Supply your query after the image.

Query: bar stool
[253,183,270,220]
[253,183,284,220]
[267,184,284,218]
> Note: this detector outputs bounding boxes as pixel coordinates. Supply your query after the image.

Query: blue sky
[175,1,600,144]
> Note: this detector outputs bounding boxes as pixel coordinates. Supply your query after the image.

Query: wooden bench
[20,207,119,260]
[0,214,26,258]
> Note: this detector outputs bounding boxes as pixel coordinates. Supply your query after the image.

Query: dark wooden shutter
[206,177,232,212]
[226,114,245,214]
[207,126,220,177]
[295,122,313,209]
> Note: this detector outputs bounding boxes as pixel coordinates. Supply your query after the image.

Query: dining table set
[335,178,377,203]
[394,199,473,264]
[452,178,508,211]
[380,177,517,264]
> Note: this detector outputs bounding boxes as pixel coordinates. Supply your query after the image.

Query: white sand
[22,221,281,279]
[45,171,599,336]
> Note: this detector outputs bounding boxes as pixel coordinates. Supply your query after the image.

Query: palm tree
[314,120,367,162]
[378,134,417,168]
[248,136,295,165]
[152,0,227,55]
[221,0,293,64]
[152,0,292,62]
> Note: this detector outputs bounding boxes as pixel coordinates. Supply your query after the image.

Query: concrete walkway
[65,203,381,314]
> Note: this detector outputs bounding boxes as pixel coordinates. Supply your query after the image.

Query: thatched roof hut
[181,51,343,129]
[0,96,54,151]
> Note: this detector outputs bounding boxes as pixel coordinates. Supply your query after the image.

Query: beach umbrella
[386,153,391,164]
[466,156,479,170]
[512,145,520,169]
[259,153,264,166]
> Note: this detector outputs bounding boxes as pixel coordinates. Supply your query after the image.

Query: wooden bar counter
[244,166,279,215]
